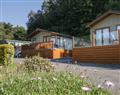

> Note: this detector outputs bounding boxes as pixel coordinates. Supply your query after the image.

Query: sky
[0,0,44,29]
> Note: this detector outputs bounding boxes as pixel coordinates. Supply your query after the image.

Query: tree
[0,22,26,40]
[13,26,27,40]
[27,0,120,38]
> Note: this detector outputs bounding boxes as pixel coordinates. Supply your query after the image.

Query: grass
[0,64,111,95]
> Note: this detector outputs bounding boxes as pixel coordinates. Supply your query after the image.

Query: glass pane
[117,25,120,30]
[103,28,110,45]
[60,37,64,48]
[65,38,72,50]
[96,29,102,46]
[117,26,120,40]
[111,31,117,41]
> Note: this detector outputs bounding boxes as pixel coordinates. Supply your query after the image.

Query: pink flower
[81,87,92,92]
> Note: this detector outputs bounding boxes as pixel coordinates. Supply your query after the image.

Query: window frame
[116,24,120,40]
[95,27,110,46]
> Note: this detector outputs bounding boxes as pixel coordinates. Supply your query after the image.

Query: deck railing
[22,41,54,51]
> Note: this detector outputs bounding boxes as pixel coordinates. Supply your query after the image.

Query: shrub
[24,55,54,72]
[0,44,14,66]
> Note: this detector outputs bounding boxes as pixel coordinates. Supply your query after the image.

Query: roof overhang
[27,28,72,39]
[87,10,120,28]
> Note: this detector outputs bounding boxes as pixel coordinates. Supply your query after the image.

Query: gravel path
[14,58,120,95]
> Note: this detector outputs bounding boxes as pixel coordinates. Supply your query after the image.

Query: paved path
[14,58,120,95]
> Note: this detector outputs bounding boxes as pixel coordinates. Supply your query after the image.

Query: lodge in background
[73,10,120,63]
[22,29,73,59]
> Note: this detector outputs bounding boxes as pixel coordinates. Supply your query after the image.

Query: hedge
[0,44,14,66]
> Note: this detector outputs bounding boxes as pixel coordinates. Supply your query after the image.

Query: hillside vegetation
[27,0,120,37]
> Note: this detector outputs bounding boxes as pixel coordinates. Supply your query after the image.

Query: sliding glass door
[95,28,110,46]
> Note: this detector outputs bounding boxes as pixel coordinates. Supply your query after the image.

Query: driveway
[14,58,120,95]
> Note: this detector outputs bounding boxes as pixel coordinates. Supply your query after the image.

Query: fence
[73,45,120,63]
[21,41,72,59]
[22,41,53,50]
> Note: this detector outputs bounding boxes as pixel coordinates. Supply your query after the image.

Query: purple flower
[104,80,115,88]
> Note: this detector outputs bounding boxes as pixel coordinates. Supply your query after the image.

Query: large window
[95,28,110,46]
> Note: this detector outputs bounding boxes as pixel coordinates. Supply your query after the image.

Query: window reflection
[96,29,102,46]
[103,28,109,45]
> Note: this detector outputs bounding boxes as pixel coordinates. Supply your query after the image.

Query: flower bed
[0,64,111,95]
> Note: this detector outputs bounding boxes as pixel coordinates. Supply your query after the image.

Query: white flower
[37,77,42,80]
[81,87,92,92]
[97,84,102,89]
[94,69,99,72]
[80,72,87,79]
[53,77,57,81]
[69,71,72,74]
[80,75,87,79]
[104,80,115,88]
[74,61,77,64]
[31,77,41,80]
[51,64,55,68]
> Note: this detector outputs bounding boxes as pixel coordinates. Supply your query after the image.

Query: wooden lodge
[22,29,73,59]
[73,10,120,63]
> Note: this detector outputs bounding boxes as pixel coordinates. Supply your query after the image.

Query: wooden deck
[73,45,120,63]
[21,41,72,59]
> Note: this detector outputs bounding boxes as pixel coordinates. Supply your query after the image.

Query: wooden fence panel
[21,42,72,59]
[73,45,120,63]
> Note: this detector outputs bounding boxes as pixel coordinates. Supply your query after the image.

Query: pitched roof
[87,10,120,27]
[27,28,72,39]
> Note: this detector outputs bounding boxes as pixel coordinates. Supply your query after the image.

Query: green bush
[0,44,14,66]
[24,55,54,72]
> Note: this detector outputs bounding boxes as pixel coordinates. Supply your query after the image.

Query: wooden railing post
[81,39,84,47]
[50,41,54,50]
[72,36,74,49]
[63,37,66,50]
[92,31,96,47]
[118,30,120,63]
[119,30,120,45]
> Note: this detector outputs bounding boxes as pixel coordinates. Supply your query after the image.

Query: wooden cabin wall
[73,45,120,63]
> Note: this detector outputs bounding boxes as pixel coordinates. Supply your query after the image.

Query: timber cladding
[22,49,53,59]
[73,45,120,63]
[22,49,72,59]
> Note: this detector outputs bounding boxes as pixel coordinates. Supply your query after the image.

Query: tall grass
[0,64,111,95]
